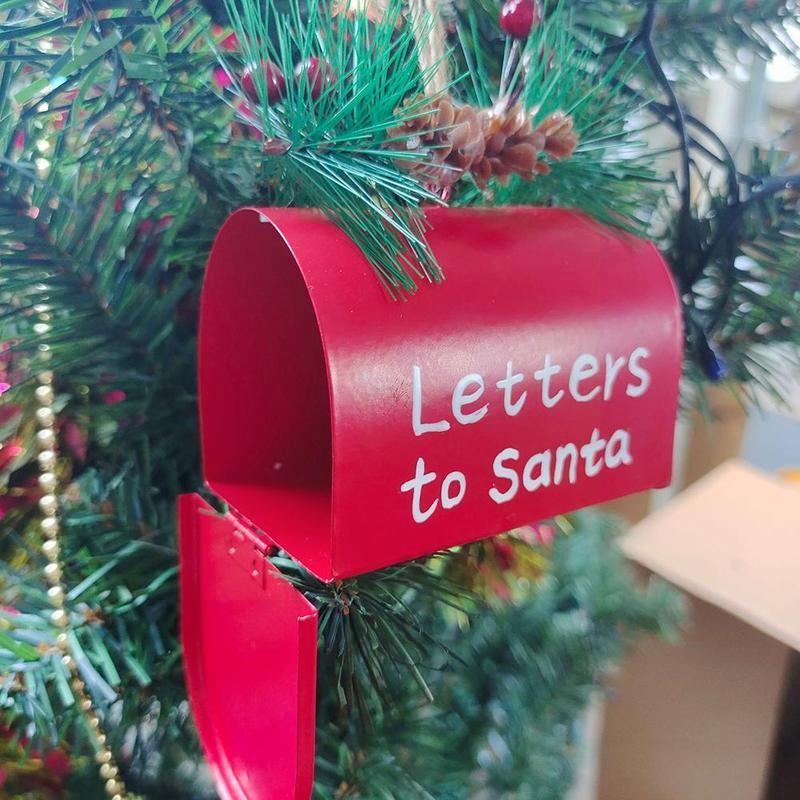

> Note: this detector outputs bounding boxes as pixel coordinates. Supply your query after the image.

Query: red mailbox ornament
[179,206,683,800]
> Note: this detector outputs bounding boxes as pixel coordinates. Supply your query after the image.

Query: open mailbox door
[179,494,317,800]
[179,206,683,800]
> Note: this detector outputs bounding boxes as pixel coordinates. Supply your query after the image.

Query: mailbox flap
[199,206,683,581]
[179,494,318,800]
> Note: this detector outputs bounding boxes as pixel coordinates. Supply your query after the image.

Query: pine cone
[388,97,489,188]
[387,97,578,192]
[386,96,442,146]
[535,111,579,160]
[471,103,547,188]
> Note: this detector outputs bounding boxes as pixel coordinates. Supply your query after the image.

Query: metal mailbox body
[179,205,683,800]
[196,206,682,582]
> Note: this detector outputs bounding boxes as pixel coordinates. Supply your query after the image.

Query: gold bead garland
[34,310,129,799]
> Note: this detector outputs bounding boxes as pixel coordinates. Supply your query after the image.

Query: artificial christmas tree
[0,0,798,798]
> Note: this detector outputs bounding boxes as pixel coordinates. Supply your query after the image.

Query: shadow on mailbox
[179,206,683,800]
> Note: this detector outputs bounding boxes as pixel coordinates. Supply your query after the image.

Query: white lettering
[489,448,520,504]
[569,354,601,402]
[412,365,450,436]
[452,373,489,425]
[554,442,579,485]
[496,361,528,417]
[605,429,633,468]
[626,347,651,398]
[534,354,564,409]
[603,354,627,401]
[400,457,439,523]
[522,451,552,491]
[580,428,607,477]
[441,471,467,509]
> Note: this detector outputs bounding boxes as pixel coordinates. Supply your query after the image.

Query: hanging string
[406,0,449,95]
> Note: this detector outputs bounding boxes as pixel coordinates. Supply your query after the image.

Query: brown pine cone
[471,103,547,188]
[387,96,578,192]
[386,96,440,145]
[535,111,579,160]
[442,100,488,173]
[388,96,490,188]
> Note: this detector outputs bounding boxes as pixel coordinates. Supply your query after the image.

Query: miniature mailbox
[179,206,683,800]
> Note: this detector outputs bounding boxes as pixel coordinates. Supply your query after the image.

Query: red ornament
[500,0,542,39]
[180,206,683,800]
[43,749,71,780]
[102,389,126,405]
[241,60,286,104]
[193,206,681,582]
[296,57,334,100]
[212,26,239,51]
[60,418,87,463]
[0,440,23,472]
[213,65,233,90]
[221,33,239,51]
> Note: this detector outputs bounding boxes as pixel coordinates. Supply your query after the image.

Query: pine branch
[4,0,247,206]
[581,0,800,388]
[312,514,685,799]
[639,1,693,258]
[651,0,800,78]
[0,457,193,790]
[682,150,800,399]
[459,5,664,234]
[274,551,471,724]
[592,0,799,77]
[217,0,445,295]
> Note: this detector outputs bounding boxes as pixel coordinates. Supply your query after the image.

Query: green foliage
[679,149,800,402]
[551,1,800,77]
[581,0,800,388]
[312,516,685,799]
[0,2,218,788]
[467,9,664,233]
[277,553,468,723]
[646,0,800,78]
[0,459,194,790]
[219,0,444,294]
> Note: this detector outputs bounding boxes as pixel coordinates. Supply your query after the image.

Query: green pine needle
[218,0,446,295]
[454,4,664,233]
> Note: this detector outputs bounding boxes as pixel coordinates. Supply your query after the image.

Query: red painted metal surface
[180,206,683,800]
[196,206,682,582]
[179,494,318,800]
